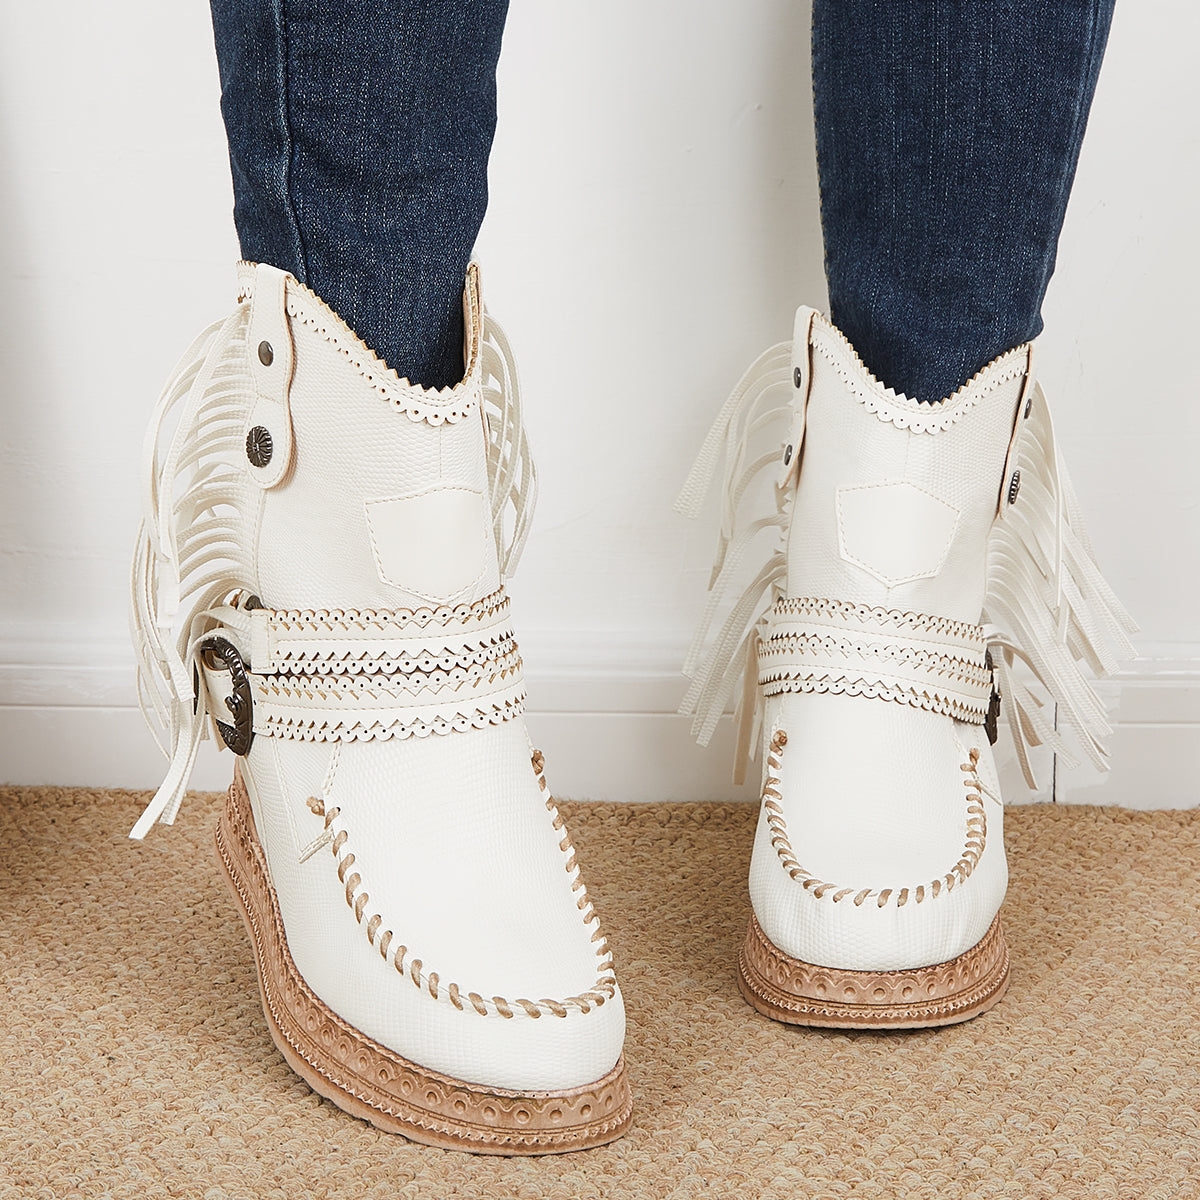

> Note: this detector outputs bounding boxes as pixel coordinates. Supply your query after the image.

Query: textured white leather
[250,283,494,612]
[242,725,624,1090]
[681,307,1132,975]
[132,264,624,1092]
[786,321,1023,622]
[755,319,1018,970]
[244,263,296,490]
[758,598,993,724]
[363,487,488,601]
[836,482,959,586]
[749,697,1008,971]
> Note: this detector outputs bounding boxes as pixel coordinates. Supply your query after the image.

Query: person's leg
[209,0,508,387]
[680,1,1134,1030]
[130,2,632,1149]
[812,0,1116,403]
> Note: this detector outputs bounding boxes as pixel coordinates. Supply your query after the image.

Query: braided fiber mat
[3,787,1197,1200]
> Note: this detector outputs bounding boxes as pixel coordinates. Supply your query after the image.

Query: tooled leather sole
[737,912,1010,1029]
[214,768,633,1154]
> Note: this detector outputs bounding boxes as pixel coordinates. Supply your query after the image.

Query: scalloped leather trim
[760,598,991,723]
[263,587,510,634]
[215,768,632,1152]
[759,675,989,724]
[810,315,1029,434]
[272,634,519,677]
[257,695,527,742]
[738,911,1009,1029]
[759,635,989,687]
[771,597,987,644]
[237,260,480,426]
[260,647,521,693]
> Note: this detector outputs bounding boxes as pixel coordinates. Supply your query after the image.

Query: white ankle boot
[131,263,631,1151]
[680,308,1134,1028]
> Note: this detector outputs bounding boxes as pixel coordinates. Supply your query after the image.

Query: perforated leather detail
[133,263,627,1093]
[810,317,1029,434]
[757,596,992,725]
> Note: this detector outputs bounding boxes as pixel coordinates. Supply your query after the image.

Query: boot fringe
[982,380,1137,788]
[675,343,794,771]
[481,314,537,579]
[679,334,1137,790]
[129,278,537,840]
[129,308,257,839]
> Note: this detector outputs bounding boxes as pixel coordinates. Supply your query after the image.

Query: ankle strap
[758,597,993,726]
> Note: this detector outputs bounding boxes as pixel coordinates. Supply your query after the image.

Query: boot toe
[225,722,630,1148]
[748,693,1008,976]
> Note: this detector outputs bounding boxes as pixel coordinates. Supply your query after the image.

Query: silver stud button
[258,340,274,366]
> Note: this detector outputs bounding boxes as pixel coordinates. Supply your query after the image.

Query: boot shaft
[786,311,1028,625]
[234,262,499,612]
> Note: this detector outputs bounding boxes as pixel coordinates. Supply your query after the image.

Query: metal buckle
[199,636,255,756]
[984,649,1001,746]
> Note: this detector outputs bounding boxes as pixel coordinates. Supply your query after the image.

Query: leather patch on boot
[364,487,486,603]
[836,481,959,587]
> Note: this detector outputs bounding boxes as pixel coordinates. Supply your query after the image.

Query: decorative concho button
[793,367,803,388]
[246,425,274,468]
[199,637,254,756]
[783,443,794,466]
[1007,469,1021,505]
[257,340,274,366]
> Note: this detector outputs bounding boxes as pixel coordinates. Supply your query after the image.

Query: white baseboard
[1,631,1196,809]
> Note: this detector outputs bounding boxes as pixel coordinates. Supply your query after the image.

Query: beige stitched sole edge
[737,912,1010,1030]
[214,768,633,1154]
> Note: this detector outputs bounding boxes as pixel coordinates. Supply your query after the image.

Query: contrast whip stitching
[760,634,988,682]
[133,267,540,842]
[270,640,519,680]
[762,731,987,907]
[318,750,617,1019]
[257,649,522,698]
[242,584,527,743]
[758,599,993,726]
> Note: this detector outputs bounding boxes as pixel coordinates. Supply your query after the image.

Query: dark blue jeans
[210,0,508,390]
[813,0,1115,402]
[210,1,1114,400]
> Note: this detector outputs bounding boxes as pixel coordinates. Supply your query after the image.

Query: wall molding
[1,629,1196,809]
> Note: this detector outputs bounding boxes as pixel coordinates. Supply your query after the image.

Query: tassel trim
[983,380,1137,787]
[129,271,537,838]
[678,326,1137,791]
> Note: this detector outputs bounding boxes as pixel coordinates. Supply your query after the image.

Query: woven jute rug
[3,785,1197,1199]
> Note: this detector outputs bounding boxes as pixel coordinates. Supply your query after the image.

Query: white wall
[1,1,1196,806]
